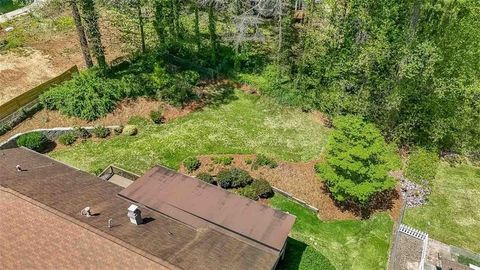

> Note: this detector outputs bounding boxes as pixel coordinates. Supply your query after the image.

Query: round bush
[74,127,90,139]
[150,110,164,124]
[17,132,49,152]
[183,157,200,173]
[92,125,110,138]
[113,126,124,135]
[250,179,274,198]
[196,173,215,185]
[58,132,77,146]
[406,148,440,185]
[237,185,259,200]
[217,168,253,189]
[123,125,138,136]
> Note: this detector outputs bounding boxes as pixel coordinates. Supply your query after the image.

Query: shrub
[217,168,253,189]
[40,70,123,121]
[196,173,215,185]
[150,110,164,124]
[73,127,90,139]
[212,156,233,166]
[237,185,259,200]
[0,123,10,136]
[250,179,274,198]
[92,125,110,138]
[183,157,201,173]
[406,148,439,185]
[123,125,138,136]
[16,132,49,152]
[58,132,77,146]
[113,126,124,135]
[316,115,396,205]
[252,154,278,169]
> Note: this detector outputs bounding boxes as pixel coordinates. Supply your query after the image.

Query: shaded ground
[404,163,480,253]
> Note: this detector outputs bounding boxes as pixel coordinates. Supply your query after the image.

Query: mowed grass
[404,163,480,253]
[271,194,394,270]
[50,91,330,174]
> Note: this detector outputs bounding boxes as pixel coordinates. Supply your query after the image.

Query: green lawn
[271,194,393,270]
[50,91,330,174]
[404,163,480,253]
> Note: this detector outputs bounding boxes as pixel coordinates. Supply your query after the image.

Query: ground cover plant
[49,91,330,174]
[271,194,393,270]
[404,163,480,253]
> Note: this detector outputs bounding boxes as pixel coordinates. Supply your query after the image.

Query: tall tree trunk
[207,3,217,64]
[137,0,146,53]
[79,0,107,70]
[70,0,93,68]
[154,0,166,46]
[193,2,201,52]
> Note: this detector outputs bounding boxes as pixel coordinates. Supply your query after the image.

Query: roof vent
[127,204,142,225]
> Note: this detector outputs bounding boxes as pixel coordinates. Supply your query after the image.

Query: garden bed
[180,154,402,221]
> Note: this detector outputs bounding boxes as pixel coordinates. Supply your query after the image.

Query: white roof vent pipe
[127,204,142,225]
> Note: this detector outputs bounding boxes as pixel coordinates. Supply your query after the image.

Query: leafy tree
[68,0,94,68]
[316,115,396,205]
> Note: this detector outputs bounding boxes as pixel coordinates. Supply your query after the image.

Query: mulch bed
[180,154,403,221]
[0,97,201,142]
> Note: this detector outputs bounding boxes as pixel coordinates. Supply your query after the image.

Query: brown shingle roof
[0,148,286,270]
[119,166,296,252]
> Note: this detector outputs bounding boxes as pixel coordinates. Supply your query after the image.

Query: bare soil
[180,154,403,221]
[0,9,124,105]
[0,98,200,142]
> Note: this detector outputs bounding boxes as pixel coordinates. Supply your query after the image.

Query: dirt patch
[0,98,200,142]
[0,49,58,104]
[180,154,402,221]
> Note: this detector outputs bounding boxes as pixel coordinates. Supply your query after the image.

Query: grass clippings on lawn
[403,163,480,253]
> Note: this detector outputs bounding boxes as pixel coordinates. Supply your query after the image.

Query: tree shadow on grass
[276,238,335,270]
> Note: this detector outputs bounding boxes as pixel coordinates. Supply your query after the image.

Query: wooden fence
[0,65,78,121]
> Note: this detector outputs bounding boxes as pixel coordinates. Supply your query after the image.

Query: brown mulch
[180,154,403,221]
[0,98,201,142]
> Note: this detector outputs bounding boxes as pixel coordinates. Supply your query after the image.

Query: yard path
[0,0,48,23]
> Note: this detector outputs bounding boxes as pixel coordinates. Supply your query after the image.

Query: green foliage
[17,132,49,152]
[251,179,274,199]
[196,172,215,185]
[217,168,253,189]
[73,127,90,139]
[122,125,137,136]
[277,238,335,270]
[183,156,200,173]
[149,110,164,124]
[252,154,278,169]
[58,132,77,146]
[236,185,258,200]
[211,155,233,166]
[92,125,110,138]
[317,115,396,205]
[405,148,439,184]
[0,123,10,136]
[40,71,123,121]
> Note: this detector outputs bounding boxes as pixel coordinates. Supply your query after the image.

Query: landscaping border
[0,125,120,150]
[271,187,319,213]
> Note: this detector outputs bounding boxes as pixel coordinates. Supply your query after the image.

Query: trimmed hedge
[217,168,253,189]
[16,132,49,152]
[251,179,274,198]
